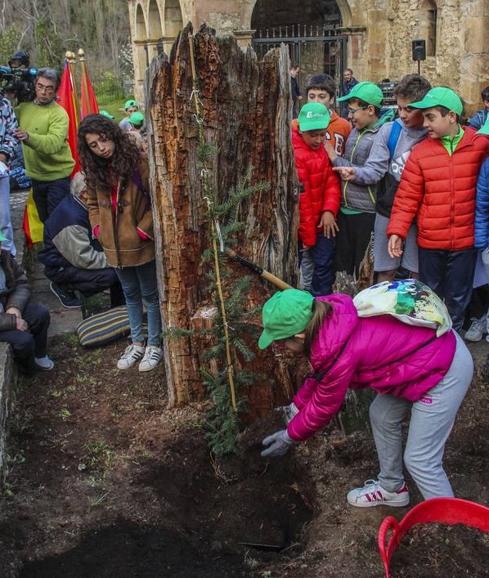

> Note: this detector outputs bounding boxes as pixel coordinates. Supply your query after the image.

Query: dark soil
[0,336,488,578]
[0,336,312,578]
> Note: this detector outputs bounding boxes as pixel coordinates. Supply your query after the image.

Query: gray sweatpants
[369,333,473,500]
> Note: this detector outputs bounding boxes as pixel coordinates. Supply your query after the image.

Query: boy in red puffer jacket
[387,87,489,331]
[293,103,341,295]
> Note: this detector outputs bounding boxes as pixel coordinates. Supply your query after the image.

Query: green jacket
[16,101,74,181]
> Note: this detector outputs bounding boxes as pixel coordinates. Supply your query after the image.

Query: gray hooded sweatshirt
[349,120,428,217]
[332,125,381,213]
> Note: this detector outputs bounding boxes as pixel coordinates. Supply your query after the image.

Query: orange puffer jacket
[387,128,489,250]
[292,125,341,247]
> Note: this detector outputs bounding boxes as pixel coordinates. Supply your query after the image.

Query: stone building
[128,0,489,114]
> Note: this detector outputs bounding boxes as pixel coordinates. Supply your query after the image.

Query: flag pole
[66,50,80,123]
[78,48,88,117]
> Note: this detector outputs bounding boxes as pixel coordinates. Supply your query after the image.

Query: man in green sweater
[14,68,74,222]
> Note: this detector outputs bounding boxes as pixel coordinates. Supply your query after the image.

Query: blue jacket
[39,194,108,270]
[475,158,489,248]
[468,109,488,131]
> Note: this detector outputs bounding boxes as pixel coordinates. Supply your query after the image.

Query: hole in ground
[20,425,314,577]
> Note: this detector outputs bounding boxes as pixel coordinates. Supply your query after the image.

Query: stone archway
[164,0,183,38]
[243,0,353,31]
[134,2,148,87]
[148,0,163,39]
[250,0,345,83]
[148,0,164,60]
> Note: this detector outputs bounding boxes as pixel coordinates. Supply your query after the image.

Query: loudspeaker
[412,39,426,61]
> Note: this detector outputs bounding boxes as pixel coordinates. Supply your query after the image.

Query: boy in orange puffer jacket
[293,103,341,295]
[387,87,489,331]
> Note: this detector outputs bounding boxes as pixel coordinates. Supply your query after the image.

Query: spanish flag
[57,60,80,174]
[80,59,99,119]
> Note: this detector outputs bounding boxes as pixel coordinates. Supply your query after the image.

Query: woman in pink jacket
[259,289,473,507]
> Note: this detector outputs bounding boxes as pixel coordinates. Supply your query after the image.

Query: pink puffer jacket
[288,294,457,441]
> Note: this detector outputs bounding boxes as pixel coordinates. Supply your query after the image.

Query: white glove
[482,247,489,268]
[275,402,299,425]
[0,161,8,177]
[261,429,295,458]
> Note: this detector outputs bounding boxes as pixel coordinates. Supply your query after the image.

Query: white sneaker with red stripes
[347,479,410,508]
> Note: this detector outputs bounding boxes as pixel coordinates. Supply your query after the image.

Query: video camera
[0,65,38,103]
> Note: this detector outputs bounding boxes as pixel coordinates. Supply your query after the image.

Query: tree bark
[146,24,299,414]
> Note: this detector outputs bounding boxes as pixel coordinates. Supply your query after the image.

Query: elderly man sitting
[39,172,124,309]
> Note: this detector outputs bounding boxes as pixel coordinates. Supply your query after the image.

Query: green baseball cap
[124,99,138,110]
[298,102,331,132]
[410,86,463,115]
[478,116,489,136]
[258,289,314,350]
[99,110,115,120]
[337,81,384,107]
[128,111,145,126]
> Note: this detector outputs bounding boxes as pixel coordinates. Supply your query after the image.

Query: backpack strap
[387,119,403,160]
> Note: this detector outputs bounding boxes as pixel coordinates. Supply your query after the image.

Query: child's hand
[318,211,339,239]
[333,166,356,181]
[388,235,403,258]
[324,141,337,161]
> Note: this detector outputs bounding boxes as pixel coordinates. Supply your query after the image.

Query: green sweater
[16,101,74,181]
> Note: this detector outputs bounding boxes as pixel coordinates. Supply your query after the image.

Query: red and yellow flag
[57,60,80,174]
[80,60,99,119]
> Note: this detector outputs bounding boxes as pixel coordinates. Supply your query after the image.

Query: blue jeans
[419,247,476,332]
[0,302,50,372]
[310,233,335,296]
[0,175,15,256]
[32,177,71,223]
[115,260,162,346]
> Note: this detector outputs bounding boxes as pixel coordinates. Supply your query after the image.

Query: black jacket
[0,250,30,331]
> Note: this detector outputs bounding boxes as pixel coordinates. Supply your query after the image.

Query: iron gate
[252,24,347,92]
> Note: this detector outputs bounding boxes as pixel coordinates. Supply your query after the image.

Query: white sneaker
[347,479,410,508]
[117,344,145,370]
[465,316,486,342]
[34,356,54,371]
[139,346,163,372]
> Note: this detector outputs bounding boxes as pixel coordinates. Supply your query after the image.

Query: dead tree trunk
[146,24,298,413]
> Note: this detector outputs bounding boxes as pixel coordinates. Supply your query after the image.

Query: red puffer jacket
[387,128,489,250]
[292,125,341,247]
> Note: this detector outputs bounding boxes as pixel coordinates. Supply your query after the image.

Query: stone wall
[129,0,489,114]
[0,341,15,482]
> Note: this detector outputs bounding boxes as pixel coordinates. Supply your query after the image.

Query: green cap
[0,231,7,242]
[124,99,138,111]
[99,110,115,120]
[128,111,145,126]
[478,116,489,136]
[410,86,463,115]
[298,102,331,132]
[258,289,314,350]
[337,81,384,107]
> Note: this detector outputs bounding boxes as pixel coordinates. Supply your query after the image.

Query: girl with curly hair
[78,114,162,372]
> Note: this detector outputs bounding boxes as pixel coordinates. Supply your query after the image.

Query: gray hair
[36,67,59,89]
[70,172,87,199]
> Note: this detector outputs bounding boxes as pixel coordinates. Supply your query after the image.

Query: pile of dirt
[0,336,488,577]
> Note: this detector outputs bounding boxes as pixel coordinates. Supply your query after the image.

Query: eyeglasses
[36,82,55,94]
[348,105,368,114]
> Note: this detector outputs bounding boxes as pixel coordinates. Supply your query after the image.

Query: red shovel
[378,497,489,578]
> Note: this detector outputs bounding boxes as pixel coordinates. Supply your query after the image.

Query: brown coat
[86,156,155,268]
